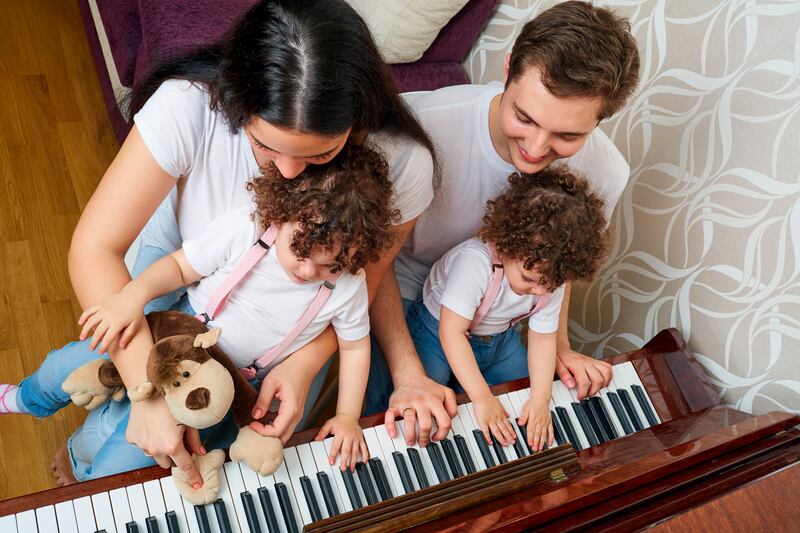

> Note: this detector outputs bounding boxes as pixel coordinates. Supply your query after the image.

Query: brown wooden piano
[2,328,798,532]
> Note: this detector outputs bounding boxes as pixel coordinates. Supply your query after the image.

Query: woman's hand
[473,393,516,446]
[518,397,554,452]
[78,289,147,353]
[248,357,315,444]
[127,395,204,488]
[315,413,369,471]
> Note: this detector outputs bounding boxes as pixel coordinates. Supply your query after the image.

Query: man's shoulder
[403,83,502,115]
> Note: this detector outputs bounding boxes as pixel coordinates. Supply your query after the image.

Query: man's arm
[555,282,612,399]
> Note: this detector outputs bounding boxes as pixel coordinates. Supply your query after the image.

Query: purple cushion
[390,62,469,93]
[96,0,141,87]
[421,0,497,63]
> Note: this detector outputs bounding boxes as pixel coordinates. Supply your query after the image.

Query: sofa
[78,0,498,143]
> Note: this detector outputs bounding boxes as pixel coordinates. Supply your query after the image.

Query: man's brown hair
[508,0,640,119]
[247,142,400,274]
[478,166,610,291]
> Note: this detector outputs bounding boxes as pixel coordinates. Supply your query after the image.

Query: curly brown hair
[247,142,400,274]
[478,166,610,291]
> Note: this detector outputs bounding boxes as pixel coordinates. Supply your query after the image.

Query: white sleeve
[439,250,492,322]
[377,135,435,224]
[182,207,253,277]
[331,274,371,341]
[528,285,566,334]
[133,80,209,179]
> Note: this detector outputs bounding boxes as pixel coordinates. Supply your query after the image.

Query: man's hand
[556,348,612,400]
[384,374,457,447]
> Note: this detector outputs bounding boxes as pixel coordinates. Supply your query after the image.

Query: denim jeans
[406,300,529,393]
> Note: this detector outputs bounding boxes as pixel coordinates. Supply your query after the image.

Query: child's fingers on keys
[361,440,370,462]
[340,442,352,471]
[349,443,359,472]
[548,423,555,447]
[315,418,333,441]
[481,424,493,446]
[502,418,516,443]
[328,434,342,466]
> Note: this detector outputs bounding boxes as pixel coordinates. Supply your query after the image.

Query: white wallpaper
[465,0,800,415]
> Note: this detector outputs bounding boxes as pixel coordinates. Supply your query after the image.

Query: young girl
[407,167,610,452]
[2,143,399,472]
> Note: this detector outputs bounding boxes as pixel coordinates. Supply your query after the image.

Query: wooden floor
[0,0,120,500]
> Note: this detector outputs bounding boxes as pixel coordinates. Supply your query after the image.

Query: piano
[2,328,798,532]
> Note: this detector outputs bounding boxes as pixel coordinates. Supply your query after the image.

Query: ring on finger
[402,407,416,416]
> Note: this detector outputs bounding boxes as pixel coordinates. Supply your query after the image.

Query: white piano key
[0,516,15,533]
[110,486,134,533]
[14,510,36,533]
[272,452,304,531]
[374,424,406,497]
[622,362,661,424]
[456,404,489,470]
[363,427,399,498]
[126,483,150,529]
[497,394,522,459]
[311,439,349,514]
[551,382,590,449]
[35,506,58,533]
[91,492,117,533]
[224,460,252,533]
[215,460,242,533]
[142,479,169,533]
[54,501,79,533]
[72,496,97,533]
[159,476,193,533]
[397,423,438,488]
[236,462,272,533]
[598,388,626,437]
[296,443,329,519]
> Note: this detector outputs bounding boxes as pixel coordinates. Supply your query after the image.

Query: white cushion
[345,0,469,63]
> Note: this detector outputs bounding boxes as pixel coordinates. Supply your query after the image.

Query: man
[367,0,640,446]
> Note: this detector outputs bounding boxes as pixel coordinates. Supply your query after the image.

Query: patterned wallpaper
[464,0,800,415]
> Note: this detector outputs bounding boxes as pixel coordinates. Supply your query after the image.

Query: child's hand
[518,397,554,452]
[473,394,516,446]
[315,413,369,471]
[78,290,146,353]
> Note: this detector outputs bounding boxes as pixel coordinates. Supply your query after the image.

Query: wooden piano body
[1,328,798,532]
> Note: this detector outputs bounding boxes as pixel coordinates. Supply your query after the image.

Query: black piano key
[95,531,108,533]
[240,491,262,533]
[257,486,282,533]
[472,429,496,467]
[368,458,394,500]
[632,384,659,426]
[581,398,608,443]
[194,505,212,533]
[165,511,180,533]
[453,435,477,474]
[591,396,619,439]
[275,482,300,533]
[146,516,160,533]
[555,406,582,450]
[551,410,567,446]
[300,476,323,522]
[406,448,430,489]
[490,434,509,464]
[316,472,340,516]
[571,402,600,446]
[427,442,451,482]
[516,419,533,454]
[441,439,465,477]
[213,499,233,533]
[607,392,634,435]
[126,522,140,533]
[618,389,644,431]
[342,468,364,509]
[355,462,379,505]
[511,421,529,457]
[392,451,416,492]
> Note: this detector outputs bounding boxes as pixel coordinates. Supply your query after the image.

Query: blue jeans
[406,300,528,393]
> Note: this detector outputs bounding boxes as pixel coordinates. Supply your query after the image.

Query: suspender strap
[468,244,504,334]
[509,292,551,328]
[196,225,278,324]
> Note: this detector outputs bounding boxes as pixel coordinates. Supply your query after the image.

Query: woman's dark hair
[478,166,610,291]
[130,0,437,169]
[247,142,401,274]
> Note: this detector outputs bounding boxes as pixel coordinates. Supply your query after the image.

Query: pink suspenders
[467,243,551,337]
[196,224,338,379]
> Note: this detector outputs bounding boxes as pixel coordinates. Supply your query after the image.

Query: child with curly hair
[407,166,609,452]
[3,142,399,473]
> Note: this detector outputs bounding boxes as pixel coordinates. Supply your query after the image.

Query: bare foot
[50,443,78,486]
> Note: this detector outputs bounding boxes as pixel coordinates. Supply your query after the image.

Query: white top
[396,83,629,300]
[182,206,369,375]
[423,238,564,336]
[134,80,434,251]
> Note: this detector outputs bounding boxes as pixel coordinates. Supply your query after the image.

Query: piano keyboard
[1,361,661,533]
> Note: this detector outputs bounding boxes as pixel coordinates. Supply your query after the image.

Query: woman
[54,0,437,487]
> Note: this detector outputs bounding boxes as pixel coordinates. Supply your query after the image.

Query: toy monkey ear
[194,327,222,349]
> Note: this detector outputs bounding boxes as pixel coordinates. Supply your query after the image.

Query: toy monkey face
[161,355,235,430]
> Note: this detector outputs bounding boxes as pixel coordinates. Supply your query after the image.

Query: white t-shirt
[133,80,434,252]
[396,83,629,301]
[182,206,369,375]
[423,238,564,336]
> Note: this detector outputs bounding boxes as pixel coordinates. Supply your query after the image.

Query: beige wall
[465,0,800,415]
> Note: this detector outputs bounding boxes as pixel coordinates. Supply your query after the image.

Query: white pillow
[345,0,469,63]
